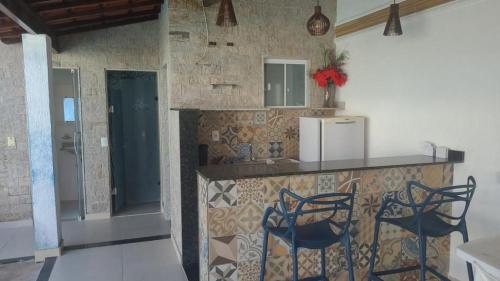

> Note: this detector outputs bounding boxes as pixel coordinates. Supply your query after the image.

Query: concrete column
[22,34,62,262]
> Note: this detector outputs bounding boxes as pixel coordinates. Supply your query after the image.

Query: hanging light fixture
[383,0,403,36]
[307,0,330,36]
[216,0,237,27]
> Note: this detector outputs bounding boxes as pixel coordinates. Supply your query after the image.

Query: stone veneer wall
[52,22,160,215]
[0,43,32,221]
[0,21,160,221]
[198,109,335,164]
[167,0,336,109]
[198,164,454,281]
[165,0,336,258]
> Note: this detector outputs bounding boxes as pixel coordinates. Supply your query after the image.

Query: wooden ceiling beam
[1,36,21,44]
[0,0,59,50]
[335,0,454,37]
[32,0,128,12]
[50,7,160,29]
[56,14,158,36]
[42,0,162,22]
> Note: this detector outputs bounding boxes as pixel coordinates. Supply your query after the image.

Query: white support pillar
[22,34,62,262]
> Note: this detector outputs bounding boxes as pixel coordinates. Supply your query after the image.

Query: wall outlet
[212,130,220,142]
[100,137,108,147]
[7,136,16,147]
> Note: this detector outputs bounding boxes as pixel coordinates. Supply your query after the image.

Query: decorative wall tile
[209,262,237,281]
[263,202,286,228]
[298,249,321,278]
[267,109,284,128]
[209,235,238,266]
[380,221,401,240]
[359,192,381,217]
[379,238,402,270]
[236,112,255,125]
[283,126,298,140]
[401,166,424,182]
[237,233,264,262]
[237,202,265,234]
[357,242,377,269]
[208,180,237,208]
[267,234,290,257]
[283,139,299,159]
[238,125,255,143]
[442,164,454,186]
[317,173,336,194]
[262,177,289,203]
[238,260,260,281]
[336,170,361,192]
[422,165,444,188]
[208,207,237,237]
[253,111,267,126]
[265,255,291,281]
[360,169,382,194]
[289,175,316,198]
[237,178,265,205]
[381,168,405,192]
[326,244,348,273]
[268,142,283,158]
[221,126,241,153]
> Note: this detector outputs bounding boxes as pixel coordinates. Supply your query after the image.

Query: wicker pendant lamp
[216,0,238,27]
[307,0,330,36]
[383,0,403,36]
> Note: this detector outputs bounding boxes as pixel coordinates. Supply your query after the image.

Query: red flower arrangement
[312,49,349,88]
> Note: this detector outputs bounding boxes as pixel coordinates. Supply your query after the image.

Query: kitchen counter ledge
[197,154,460,181]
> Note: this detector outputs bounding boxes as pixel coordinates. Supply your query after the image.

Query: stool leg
[368,219,381,280]
[343,234,355,281]
[321,248,326,280]
[291,244,299,281]
[418,233,427,281]
[461,226,474,281]
[259,230,269,281]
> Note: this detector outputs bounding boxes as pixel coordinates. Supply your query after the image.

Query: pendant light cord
[195,0,209,65]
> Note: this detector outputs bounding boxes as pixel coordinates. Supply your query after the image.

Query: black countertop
[197,155,460,181]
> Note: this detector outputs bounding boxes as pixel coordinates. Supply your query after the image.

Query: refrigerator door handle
[335,121,356,124]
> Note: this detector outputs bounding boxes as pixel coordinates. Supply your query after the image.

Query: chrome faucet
[425,141,437,159]
[248,143,255,161]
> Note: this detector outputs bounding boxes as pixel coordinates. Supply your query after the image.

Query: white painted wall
[335,0,500,280]
[337,0,391,24]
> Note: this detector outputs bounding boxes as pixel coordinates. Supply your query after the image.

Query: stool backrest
[278,183,357,236]
[407,176,476,226]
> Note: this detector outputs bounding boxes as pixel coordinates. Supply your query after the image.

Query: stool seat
[382,212,456,237]
[269,220,342,249]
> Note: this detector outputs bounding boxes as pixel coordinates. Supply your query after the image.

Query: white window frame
[264,58,309,108]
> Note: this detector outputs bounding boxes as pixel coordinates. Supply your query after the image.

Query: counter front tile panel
[198,164,454,281]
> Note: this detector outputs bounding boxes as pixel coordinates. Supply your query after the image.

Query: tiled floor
[114,202,161,217]
[0,213,170,261]
[62,212,170,246]
[49,239,186,281]
[0,259,42,281]
[0,222,34,261]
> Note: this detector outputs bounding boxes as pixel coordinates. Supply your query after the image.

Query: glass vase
[323,84,336,108]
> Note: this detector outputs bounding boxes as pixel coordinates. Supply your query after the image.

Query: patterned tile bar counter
[197,156,459,281]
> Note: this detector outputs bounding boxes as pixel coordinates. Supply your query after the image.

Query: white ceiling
[336,0,393,24]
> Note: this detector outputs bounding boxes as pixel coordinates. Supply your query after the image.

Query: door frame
[53,66,87,219]
[104,68,162,216]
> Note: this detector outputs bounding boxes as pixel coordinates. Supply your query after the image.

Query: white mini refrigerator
[299,116,365,162]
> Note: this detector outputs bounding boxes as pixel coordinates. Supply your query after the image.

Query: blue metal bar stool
[259,184,357,281]
[368,176,477,281]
